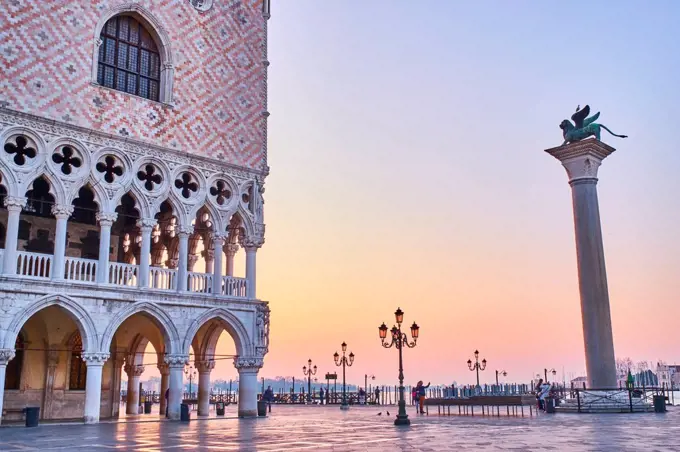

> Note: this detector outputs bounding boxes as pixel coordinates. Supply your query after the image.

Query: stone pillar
[124,363,145,414]
[42,348,60,419]
[165,354,189,420]
[51,205,73,280]
[96,212,117,283]
[0,349,16,425]
[187,254,199,272]
[158,363,170,417]
[212,234,226,294]
[245,247,258,299]
[3,197,25,275]
[176,227,192,292]
[204,248,214,274]
[83,353,109,424]
[110,350,125,418]
[224,243,239,277]
[234,357,263,418]
[546,140,618,388]
[137,219,156,288]
[196,360,215,416]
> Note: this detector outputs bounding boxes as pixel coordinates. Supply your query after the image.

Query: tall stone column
[51,205,73,280]
[196,360,215,416]
[42,348,60,419]
[165,354,189,420]
[204,248,214,274]
[158,363,170,417]
[546,140,618,388]
[96,212,117,283]
[3,197,25,275]
[110,350,125,418]
[137,219,156,288]
[124,363,145,414]
[224,243,239,277]
[83,353,109,424]
[176,227,192,292]
[234,357,263,418]
[0,349,16,425]
[212,234,226,295]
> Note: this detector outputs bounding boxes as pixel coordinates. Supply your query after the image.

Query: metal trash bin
[144,401,153,414]
[653,395,666,413]
[216,402,225,416]
[257,401,267,417]
[545,397,556,414]
[24,407,40,427]
[180,403,190,422]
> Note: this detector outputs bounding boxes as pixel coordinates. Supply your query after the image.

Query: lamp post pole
[544,368,556,382]
[495,370,507,386]
[184,365,197,400]
[334,343,354,410]
[467,350,486,388]
[378,307,420,426]
[302,359,317,403]
[364,374,375,404]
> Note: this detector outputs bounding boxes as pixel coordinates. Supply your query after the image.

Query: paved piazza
[1,405,678,451]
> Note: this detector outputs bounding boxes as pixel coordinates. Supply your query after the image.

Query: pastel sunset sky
[152,0,680,387]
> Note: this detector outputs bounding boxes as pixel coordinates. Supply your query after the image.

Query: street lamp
[467,350,486,388]
[378,307,419,426]
[544,368,557,382]
[302,359,317,403]
[495,370,507,386]
[364,374,375,403]
[184,364,197,399]
[334,342,354,410]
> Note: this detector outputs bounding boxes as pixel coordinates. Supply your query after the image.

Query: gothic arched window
[4,333,24,390]
[69,332,87,390]
[97,15,161,101]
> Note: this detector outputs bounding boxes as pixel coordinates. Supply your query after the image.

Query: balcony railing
[2,250,248,299]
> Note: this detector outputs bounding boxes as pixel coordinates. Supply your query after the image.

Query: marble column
[3,197,25,275]
[0,349,16,425]
[224,243,239,277]
[204,248,214,275]
[110,351,125,418]
[158,363,170,417]
[83,353,109,424]
[165,355,189,420]
[51,205,73,280]
[42,348,60,419]
[176,227,192,292]
[234,357,263,418]
[546,140,618,388]
[96,212,117,283]
[212,234,226,295]
[137,219,156,288]
[124,363,145,414]
[245,247,258,299]
[196,360,215,416]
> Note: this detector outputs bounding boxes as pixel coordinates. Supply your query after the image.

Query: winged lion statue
[559,105,627,145]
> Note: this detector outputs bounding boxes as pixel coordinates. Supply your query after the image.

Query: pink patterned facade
[0,0,268,170]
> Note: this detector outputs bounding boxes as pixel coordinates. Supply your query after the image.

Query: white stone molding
[82,352,110,365]
[164,354,190,368]
[96,211,118,225]
[234,356,264,371]
[0,349,16,364]
[4,196,26,212]
[238,228,265,250]
[182,307,255,357]
[51,204,74,219]
[137,218,157,232]
[544,139,615,183]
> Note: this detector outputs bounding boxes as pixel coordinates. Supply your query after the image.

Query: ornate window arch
[92,5,174,104]
[4,332,25,390]
[68,331,87,390]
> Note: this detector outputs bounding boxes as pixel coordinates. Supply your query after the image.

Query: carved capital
[234,356,264,372]
[166,258,179,269]
[195,360,216,373]
[97,211,118,226]
[224,243,239,256]
[124,364,145,376]
[545,140,615,183]
[4,196,26,212]
[177,225,194,237]
[136,218,158,232]
[164,354,190,368]
[203,248,215,262]
[187,254,199,268]
[157,363,170,376]
[82,352,110,365]
[238,233,264,251]
[51,204,74,219]
[0,349,16,365]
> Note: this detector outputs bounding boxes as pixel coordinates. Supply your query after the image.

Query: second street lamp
[379,307,419,426]
[302,359,317,403]
[495,369,507,386]
[184,364,197,399]
[467,350,486,388]
[364,374,375,404]
[544,368,557,382]
[334,342,354,410]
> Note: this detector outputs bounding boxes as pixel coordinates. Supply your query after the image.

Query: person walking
[416,381,430,414]
[374,387,381,405]
[319,387,325,405]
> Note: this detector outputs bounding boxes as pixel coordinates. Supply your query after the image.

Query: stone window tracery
[210,180,232,206]
[96,155,125,183]
[137,164,162,191]
[52,146,82,175]
[69,332,87,390]
[175,172,198,199]
[4,135,37,166]
[4,333,24,390]
[97,15,161,101]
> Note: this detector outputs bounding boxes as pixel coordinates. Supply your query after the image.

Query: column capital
[136,218,157,231]
[195,360,216,373]
[82,352,110,365]
[213,231,229,242]
[166,258,179,269]
[124,363,145,376]
[164,354,190,368]
[51,204,74,219]
[545,140,615,183]
[4,196,26,212]
[96,211,118,225]
[0,348,16,364]
[187,254,199,268]
[177,225,194,237]
[157,363,170,376]
[239,234,264,251]
[203,248,215,261]
[224,243,240,256]
[234,356,264,372]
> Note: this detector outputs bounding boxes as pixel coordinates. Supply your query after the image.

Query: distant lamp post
[364,374,375,402]
[302,359,317,403]
[495,370,507,386]
[184,364,197,399]
[379,307,419,426]
[334,342,354,410]
[544,368,557,382]
[467,350,487,388]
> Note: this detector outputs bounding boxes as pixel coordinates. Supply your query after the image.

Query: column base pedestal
[394,415,411,426]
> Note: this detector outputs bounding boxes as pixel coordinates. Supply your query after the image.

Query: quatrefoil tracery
[137,164,163,191]
[52,146,82,175]
[96,155,124,183]
[174,172,198,199]
[210,180,232,206]
[4,136,37,166]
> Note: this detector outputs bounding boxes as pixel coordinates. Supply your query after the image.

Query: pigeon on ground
[387,411,390,415]
[377,412,382,416]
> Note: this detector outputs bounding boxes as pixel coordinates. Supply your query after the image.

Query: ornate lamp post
[184,364,197,399]
[495,369,507,386]
[467,350,486,388]
[544,368,557,382]
[378,307,419,426]
[333,342,354,410]
[302,359,317,403]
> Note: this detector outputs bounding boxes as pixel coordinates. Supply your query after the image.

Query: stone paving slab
[1,405,679,451]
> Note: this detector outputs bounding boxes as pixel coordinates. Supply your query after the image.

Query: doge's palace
[0,0,271,423]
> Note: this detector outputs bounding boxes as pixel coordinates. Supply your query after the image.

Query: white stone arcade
[0,112,270,424]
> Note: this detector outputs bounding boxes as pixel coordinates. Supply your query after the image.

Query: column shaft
[137,220,155,288]
[159,368,169,417]
[3,200,24,275]
[197,371,211,416]
[51,208,71,280]
[167,364,184,420]
[96,213,117,283]
[0,355,9,425]
[245,248,257,299]
[84,364,104,423]
[126,375,141,414]
[212,236,225,295]
[176,230,191,292]
[237,368,259,417]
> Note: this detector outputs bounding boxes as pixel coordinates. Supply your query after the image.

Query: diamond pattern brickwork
[0,0,266,170]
